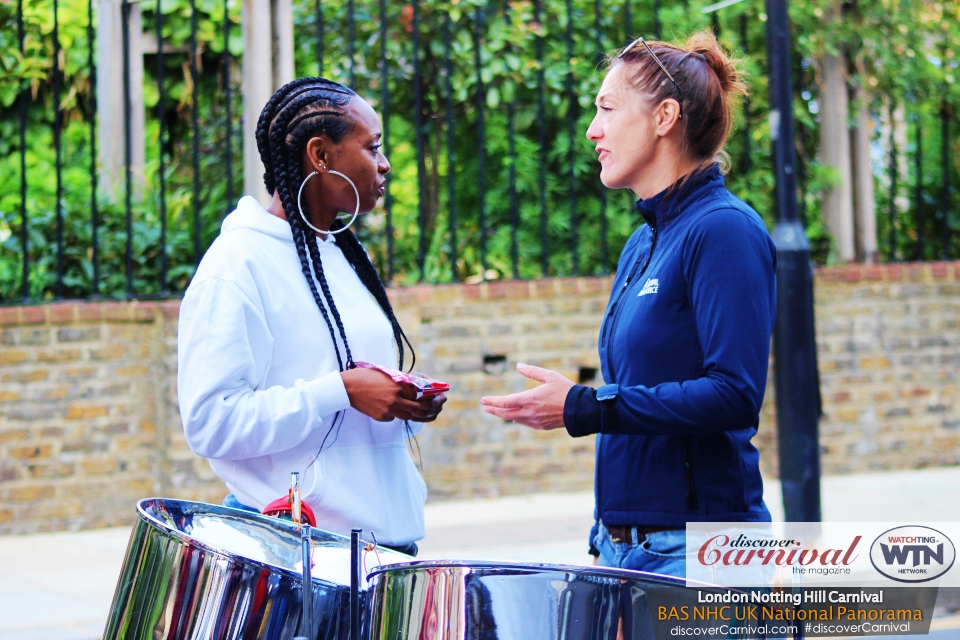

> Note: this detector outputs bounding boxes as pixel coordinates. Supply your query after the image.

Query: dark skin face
[267,96,390,230]
[266,96,447,423]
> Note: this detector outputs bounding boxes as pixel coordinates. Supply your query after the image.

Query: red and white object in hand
[353,361,450,399]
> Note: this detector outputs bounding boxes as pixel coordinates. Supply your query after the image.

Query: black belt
[605,524,674,544]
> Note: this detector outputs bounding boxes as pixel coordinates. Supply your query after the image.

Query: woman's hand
[341,369,448,423]
[479,363,574,430]
[413,393,447,423]
[341,368,421,422]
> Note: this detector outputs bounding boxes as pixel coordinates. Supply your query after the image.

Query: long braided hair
[256,77,415,375]
[255,78,417,456]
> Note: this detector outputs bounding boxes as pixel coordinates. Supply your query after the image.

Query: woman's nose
[586,115,602,141]
[379,153,391,176]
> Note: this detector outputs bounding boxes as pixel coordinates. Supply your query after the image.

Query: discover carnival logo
[869,526,956,583]
[696,533,861,572]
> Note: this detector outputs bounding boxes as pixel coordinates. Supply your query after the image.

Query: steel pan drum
[366,560,696,640]
[102,498,410,640]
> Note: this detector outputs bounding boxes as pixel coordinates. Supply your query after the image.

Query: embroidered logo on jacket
[638,278,659,297]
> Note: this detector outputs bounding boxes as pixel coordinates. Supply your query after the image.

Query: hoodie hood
[221,196,337,246]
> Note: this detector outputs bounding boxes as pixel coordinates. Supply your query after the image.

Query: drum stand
[294,525,362,640]
[350,528,362,640]
[294,523,313,640]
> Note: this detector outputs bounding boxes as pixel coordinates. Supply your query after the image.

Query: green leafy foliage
[1,0,958,302]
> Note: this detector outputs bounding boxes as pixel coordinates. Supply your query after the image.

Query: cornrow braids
[266,89,353,373]
[254,77,416,377]
[332,220,416,372]
[256,78,322,194]
[288,217,344,372]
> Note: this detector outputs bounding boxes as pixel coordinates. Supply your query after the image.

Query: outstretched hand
[479,363,574,430]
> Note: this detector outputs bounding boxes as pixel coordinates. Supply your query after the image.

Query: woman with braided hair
[178,78,445,554]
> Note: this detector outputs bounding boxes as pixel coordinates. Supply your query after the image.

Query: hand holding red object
[341,364,449,422]
[352,361,450,398]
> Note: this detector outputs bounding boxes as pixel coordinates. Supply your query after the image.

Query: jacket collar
[634,163,724,229]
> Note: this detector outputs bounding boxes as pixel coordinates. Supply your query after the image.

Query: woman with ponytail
[481,32,776,577]
[177,79,444,555]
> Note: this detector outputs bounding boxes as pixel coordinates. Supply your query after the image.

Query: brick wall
[1,262,958,533]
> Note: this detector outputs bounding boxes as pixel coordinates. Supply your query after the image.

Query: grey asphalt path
[2,466,959,640]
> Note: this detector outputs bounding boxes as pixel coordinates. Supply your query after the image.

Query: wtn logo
[870,526,956,583]
[880,543,944,567]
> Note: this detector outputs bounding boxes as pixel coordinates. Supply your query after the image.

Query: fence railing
[0,0,957,304]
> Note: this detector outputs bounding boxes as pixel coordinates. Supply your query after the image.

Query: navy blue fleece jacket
[564,164,776,531]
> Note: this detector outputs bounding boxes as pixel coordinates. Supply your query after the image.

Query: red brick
[75,302,102,322]
[534,280,555,298]
[132,303,156,321]
[415,285,436,304]
[102,302,131,322]
[159,300,181,319]
[842,266,864,283]
[401,286,425,303]
[580,278,604,294]
[20,306,45,325]
[48,303,75,324]
[559,278,578,295]
[815,267,843,282]
[886,264,904,281]
[0,308,18,327]
[932,262,949,279]
[462,284,482,301]
[487,282,507,299]
[505,281,530,300]
[866,266,884,281]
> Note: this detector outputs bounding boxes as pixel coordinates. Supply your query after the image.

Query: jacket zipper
[597,225,658,531]
[600,225,660,379]
[682,436,699,511]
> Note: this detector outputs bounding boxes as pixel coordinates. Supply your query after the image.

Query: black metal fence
[1,0,957,304]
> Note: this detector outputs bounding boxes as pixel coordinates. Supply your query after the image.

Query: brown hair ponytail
[612,31,748,167]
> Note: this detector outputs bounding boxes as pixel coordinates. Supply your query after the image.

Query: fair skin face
[267,96,446,423]
[480,62,698,430]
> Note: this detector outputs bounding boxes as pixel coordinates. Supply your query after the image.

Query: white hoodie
[177,196,426,545]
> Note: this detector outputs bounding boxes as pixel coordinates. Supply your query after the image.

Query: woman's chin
[599,170,625,190]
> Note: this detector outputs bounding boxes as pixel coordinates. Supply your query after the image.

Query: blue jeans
[223,494,419,557]
[224,493,259,513]
[594,524,686,578]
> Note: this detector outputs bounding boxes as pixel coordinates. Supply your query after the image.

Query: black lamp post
[765,0,823,522]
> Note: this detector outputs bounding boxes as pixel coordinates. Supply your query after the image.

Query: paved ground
[1,466,959,639]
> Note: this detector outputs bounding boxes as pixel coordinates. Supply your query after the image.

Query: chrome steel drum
[103,498,410,640]
[366,561,698,640]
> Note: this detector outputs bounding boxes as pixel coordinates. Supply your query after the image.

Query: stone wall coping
[815,261,960,283]
[2,261,958,324]
[0,299,181,326]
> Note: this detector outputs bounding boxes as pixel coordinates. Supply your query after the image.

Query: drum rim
[135,496,379,589]
[365,559,711,589]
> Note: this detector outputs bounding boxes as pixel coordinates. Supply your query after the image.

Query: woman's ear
[655,99,682,136]
[304,136,329,172]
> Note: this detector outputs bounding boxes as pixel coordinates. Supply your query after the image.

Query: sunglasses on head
[619,36,684,119]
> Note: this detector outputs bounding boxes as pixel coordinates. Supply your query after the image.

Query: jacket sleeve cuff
[302,370,351,418]
[564,385,602,438]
